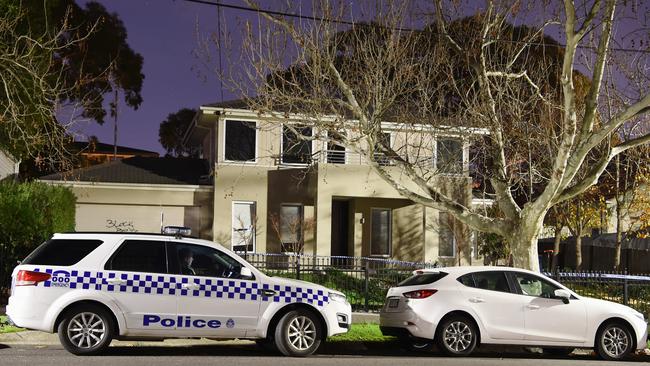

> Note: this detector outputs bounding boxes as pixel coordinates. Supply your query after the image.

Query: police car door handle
[469,297,485,303]
[259,289,276,297]
[181,283,200,290]
[106,278,126,285]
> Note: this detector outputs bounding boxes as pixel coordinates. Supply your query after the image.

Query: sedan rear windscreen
[398,272,448,287]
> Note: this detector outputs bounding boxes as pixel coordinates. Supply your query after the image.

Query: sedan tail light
[403,289,437,299]
[15,270,51,286]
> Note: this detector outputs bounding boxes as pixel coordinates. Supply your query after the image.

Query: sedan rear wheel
[596,322,633,361]
[436,316,478,356]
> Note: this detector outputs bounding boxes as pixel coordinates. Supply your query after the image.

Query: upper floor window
[225,120,256,162]
[373,132,392,166]
[436,138,463,174]
[282,125,312,164]
[438,211,456,257]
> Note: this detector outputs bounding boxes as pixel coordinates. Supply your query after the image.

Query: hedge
[0,182,75,299]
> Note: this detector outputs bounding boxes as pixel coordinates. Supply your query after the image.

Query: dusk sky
[71,1,646,155]
[73,0,240,155]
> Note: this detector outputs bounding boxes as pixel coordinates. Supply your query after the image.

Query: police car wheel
[57,305,114,355]
[274,309,322,357]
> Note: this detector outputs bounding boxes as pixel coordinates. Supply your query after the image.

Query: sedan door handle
[527,304,540,310]
[181,283,200,290]
[469,297,485,303]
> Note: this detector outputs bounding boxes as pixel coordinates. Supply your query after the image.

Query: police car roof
[59,231,198,239]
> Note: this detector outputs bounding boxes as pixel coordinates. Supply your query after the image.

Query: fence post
[295,255,301,280]
[623,269,628,306]
[363,258,369,312]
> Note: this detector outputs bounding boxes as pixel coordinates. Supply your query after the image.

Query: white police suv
[6,229,351,356]
[380,266,648,361]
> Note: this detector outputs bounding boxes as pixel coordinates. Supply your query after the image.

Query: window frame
[373,132,393,166]
[370,207,392,257]
[103,239,170,274]
[167,241,255,281]
[460,270,517,294]
[222,118,258,163]
[434,136,466,175]
[231,200,257,253]
[507,271,569,300]
[438,211,456,258]
[279,203,304,252]
[280,124,314,166]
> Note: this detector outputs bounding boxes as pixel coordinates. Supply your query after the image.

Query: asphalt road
[1,343,648,366]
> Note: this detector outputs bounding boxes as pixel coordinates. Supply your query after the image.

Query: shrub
[0,182,76,299]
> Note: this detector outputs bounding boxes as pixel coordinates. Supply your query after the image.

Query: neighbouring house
[40,156,213,238]
[0,150,19,181]
[183,99,490,265]
[71,140,160,167]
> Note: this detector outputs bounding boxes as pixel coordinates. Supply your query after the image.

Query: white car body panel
[7,233,351,341]
[380,266,648,351]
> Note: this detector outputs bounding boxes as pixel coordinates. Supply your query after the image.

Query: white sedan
[380,266,648,360]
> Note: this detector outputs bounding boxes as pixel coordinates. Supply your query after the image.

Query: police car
[6,228,351,356]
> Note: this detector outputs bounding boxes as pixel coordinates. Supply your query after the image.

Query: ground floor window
[371,208,391,256]
[232,201,256,253]
[280,204,303,252]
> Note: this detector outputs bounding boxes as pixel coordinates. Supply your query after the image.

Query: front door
[331,200,349,257]
[232,201,255,253]
[103,239,177,331]
[510,271,588,343]
[170,242,260,337]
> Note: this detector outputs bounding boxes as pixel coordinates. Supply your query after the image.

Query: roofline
[199,105,491,136]
[40,180,213,192]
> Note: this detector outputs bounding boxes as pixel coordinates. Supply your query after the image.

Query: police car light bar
[162,226,192,237]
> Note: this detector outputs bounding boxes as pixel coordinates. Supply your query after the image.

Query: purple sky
[73,0,236,155]
[70,1,647,154]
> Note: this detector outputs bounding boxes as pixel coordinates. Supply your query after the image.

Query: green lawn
[329,323,395,343]
[0,315,23,334]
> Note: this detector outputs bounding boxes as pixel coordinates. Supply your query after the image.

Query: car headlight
[329,292,347,303]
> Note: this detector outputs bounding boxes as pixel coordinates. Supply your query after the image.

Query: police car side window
[171,243,244,279]
[107,240,168,274]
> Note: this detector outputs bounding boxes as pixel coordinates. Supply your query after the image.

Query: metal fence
[543,270,650,316]
[242,253,650,314]
[242,253,436,311]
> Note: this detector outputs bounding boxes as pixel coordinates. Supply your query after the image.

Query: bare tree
[0,5,100,171]
[205,0,650,271]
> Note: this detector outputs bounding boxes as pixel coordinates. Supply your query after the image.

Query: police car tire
[274,309,322,357]
[57,304,114,355]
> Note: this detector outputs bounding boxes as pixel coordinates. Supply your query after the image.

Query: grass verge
[0,315,24,334]
[329,323,395,343]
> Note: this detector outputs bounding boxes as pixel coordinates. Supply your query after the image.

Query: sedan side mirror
[554,289,571,304]
[240,267,254,280]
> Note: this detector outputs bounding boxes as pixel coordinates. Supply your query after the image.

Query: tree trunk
[575,235,583,270]
[506,211,544,272]
[550,224,562,272]
[614,197,623,270]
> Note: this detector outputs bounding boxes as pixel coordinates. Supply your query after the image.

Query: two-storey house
[185,99,489,265]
